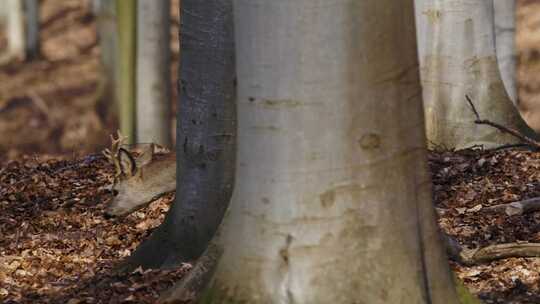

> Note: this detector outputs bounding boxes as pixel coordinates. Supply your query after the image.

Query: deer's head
[102,132,174,217]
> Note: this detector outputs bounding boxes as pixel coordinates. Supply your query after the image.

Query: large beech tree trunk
[120,0,236,270]
[136,0,172,147]
[415,0,536,148]
[200,0,459,303]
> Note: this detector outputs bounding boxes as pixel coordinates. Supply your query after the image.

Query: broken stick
[465,95,540,150]
[485,197,540,216]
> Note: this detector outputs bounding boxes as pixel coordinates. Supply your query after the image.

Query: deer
[102,131,176,217]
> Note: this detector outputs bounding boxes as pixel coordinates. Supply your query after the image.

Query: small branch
[465,95,481,120]
[442,233,540,266]
[488,143,533,152]
[460,242,540,266]
[465,95,540,150]
[484,197,540,216]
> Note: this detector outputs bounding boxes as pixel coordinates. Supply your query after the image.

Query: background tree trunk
[516,0,540,134]
[136,0,172,147]
[494,0,517,104]
[5,0,25,61]
[415,0,536,148]
[115,0,136,144]
[94,0,118,124]
[23,0,39,60]
[201,0,459,303]
[120,0,236,270]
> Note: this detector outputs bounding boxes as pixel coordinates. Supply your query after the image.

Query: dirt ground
[3,0,540,303]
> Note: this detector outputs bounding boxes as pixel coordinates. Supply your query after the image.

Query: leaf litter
[0,154,188,303]
[430,147,540,303]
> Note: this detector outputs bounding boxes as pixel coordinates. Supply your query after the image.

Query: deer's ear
[118,148,136,176]
[135,144,154,168]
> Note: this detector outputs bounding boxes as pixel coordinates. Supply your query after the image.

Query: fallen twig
[460,242,540,266]
[442,234,540,266]
[484,197,540,216]
[466,95,540,150]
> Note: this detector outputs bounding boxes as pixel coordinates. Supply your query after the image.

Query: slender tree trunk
[136,0,172,147]
[95,0,118,123]
[116,0,136,144]
[5,0,25,61]
[120,0,236,270]
[200,1,459,303]
[23,0,39,60]
[416,0,536,148]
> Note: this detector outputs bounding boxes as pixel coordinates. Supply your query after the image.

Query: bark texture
[121,0,236,270]
[136,0,172,147]
[494,0,516,104]
[202,0,459,303]
[415,0,537,148]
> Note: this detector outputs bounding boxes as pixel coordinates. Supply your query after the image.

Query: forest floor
[4,146,540,303]
[0,152,184,303]
[2,0,540,303]
[431,147,540,304]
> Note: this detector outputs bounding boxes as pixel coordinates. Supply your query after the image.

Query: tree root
[157,242,223,304]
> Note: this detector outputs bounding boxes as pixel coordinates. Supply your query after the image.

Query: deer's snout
[103,190,132,218]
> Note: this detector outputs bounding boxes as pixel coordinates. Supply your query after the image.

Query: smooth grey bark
[24,0,39,60]
[494,0,516,104]
[120,0,236,270]
[415,0,537,148]
[136,0,172,147]
[200,0,459,303]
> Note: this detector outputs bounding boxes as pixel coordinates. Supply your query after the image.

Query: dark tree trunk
[120,0,236,270]
[24,0,39,60]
